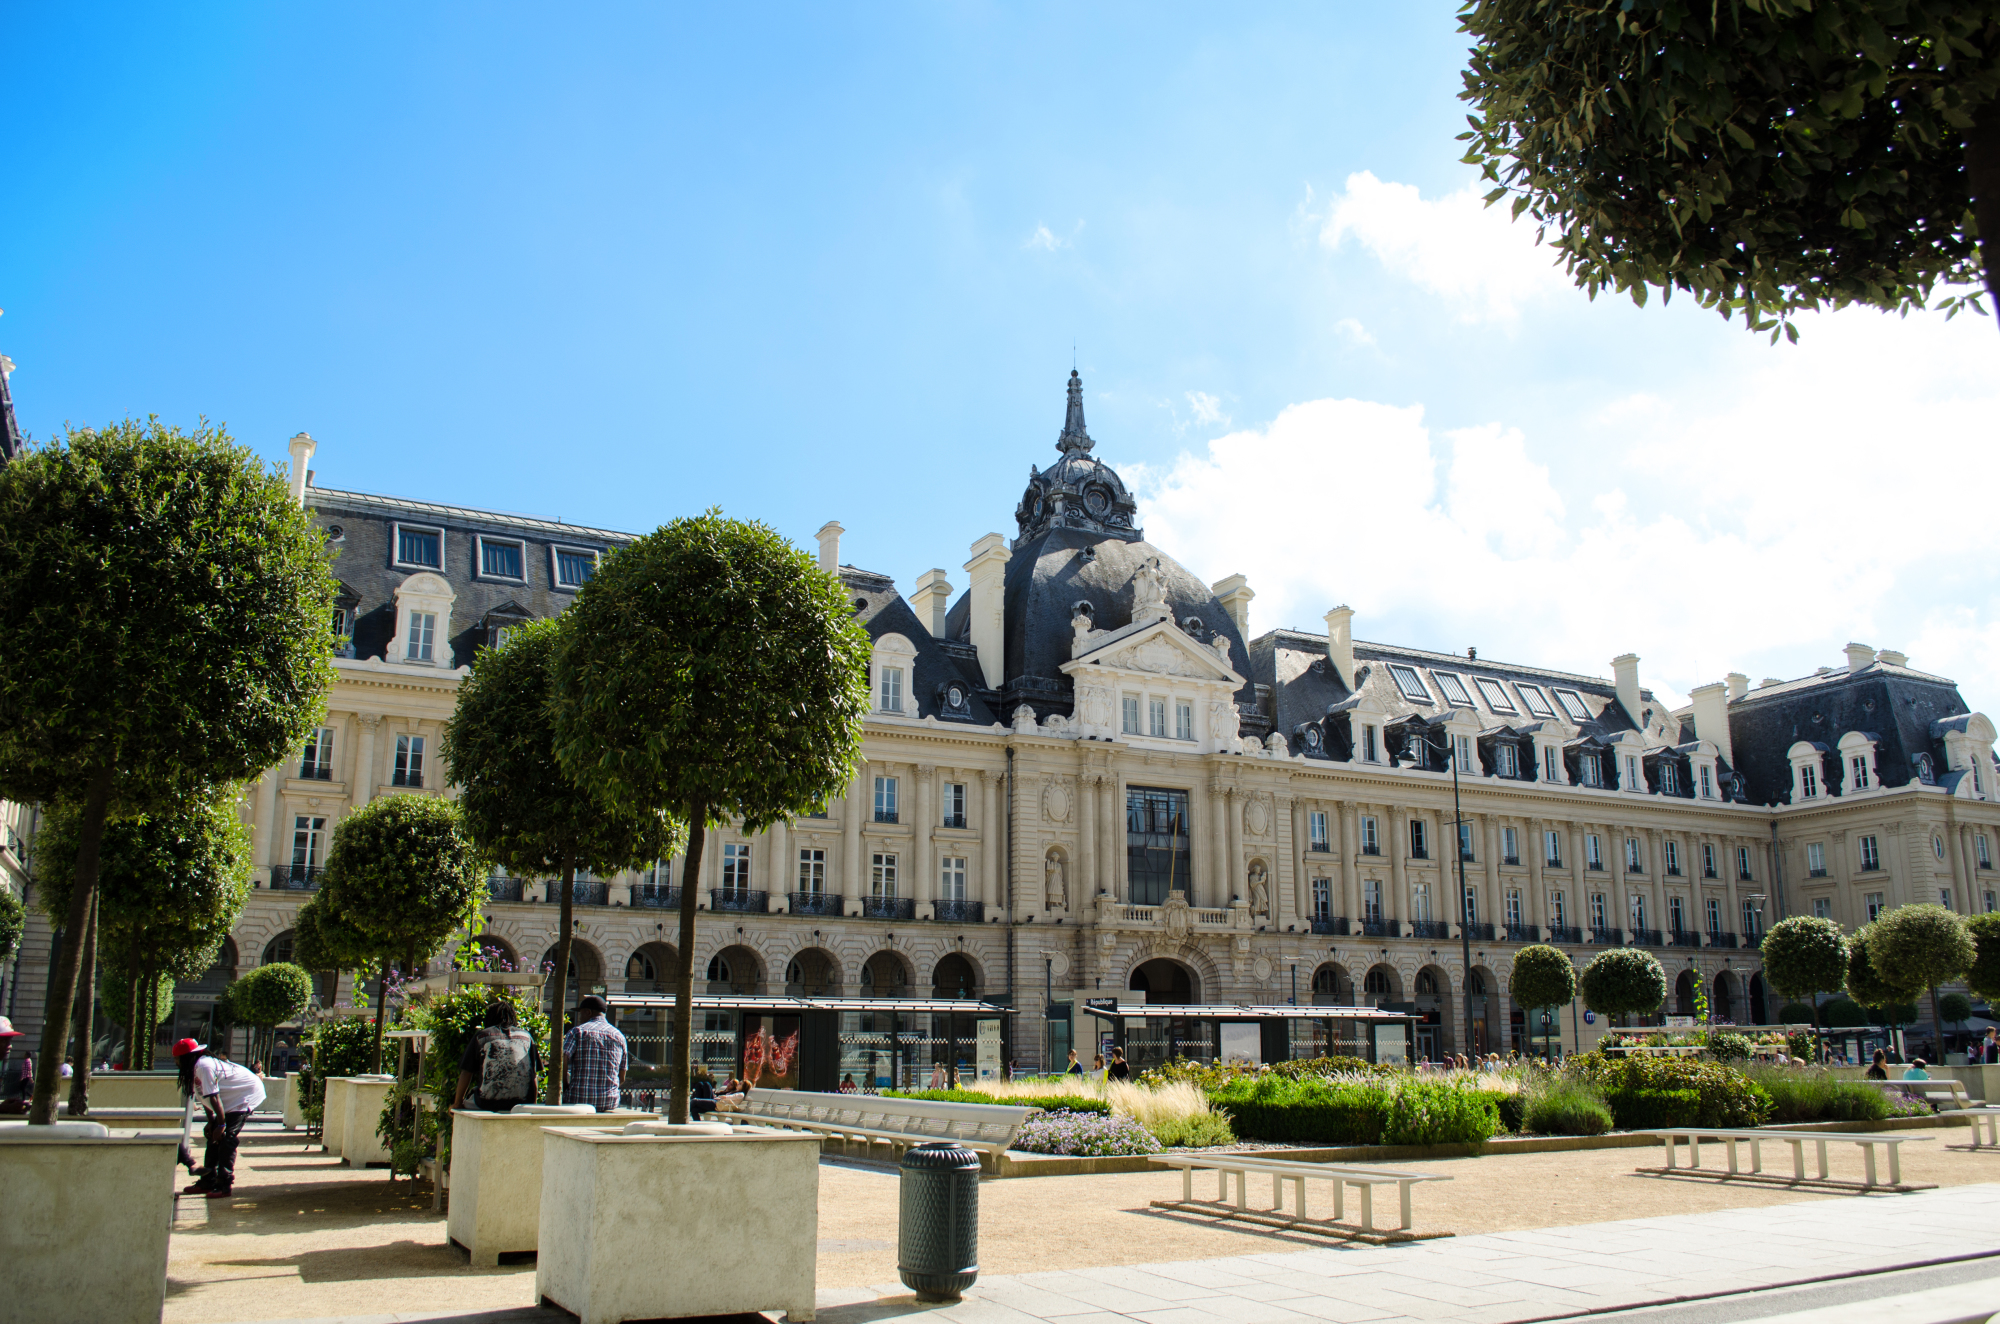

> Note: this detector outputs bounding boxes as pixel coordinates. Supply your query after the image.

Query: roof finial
[1057,369,1093,455]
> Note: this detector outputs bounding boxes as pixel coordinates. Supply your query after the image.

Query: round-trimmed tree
[1868,903,1977,1049]
[1759,915,1850,1046]
[442,615,680,1103]
[1939,991,1975,1041]
[1579,947,1668,1026]
[1966,912,2000,1002]
[0,419,337,1122]
[228,963,315,1068]
[1847,922,1924,1020]
[550,511,871,1122]
[1509,945,1579,1061]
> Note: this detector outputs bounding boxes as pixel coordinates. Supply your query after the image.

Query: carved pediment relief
[1070,618,1243,685]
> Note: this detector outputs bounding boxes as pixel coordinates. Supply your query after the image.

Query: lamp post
[1413,726,1475,1057]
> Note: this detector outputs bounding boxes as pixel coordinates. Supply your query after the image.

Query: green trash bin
[897,1140,980,1301]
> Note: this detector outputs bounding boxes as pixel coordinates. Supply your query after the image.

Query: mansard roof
[1723,658,1974,804]
[844,565,1001,726]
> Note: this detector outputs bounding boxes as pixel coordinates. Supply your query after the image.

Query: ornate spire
[1056,369,1093,455]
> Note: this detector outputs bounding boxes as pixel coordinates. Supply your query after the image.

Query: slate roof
[843,565,1000,726]
[1720,660,1974,805]
[0,358,23,465]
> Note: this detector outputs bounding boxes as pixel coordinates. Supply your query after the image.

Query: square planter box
[0,1123,180,1324]
[321,1076,396,1164]
[447,1107,653,1266]
[537,1125,818,1324]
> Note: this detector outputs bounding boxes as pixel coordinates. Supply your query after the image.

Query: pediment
[1063,617,1242,686]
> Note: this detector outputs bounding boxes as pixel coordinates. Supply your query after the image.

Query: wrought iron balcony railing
[861,896,916,920]
[1503,923,1539,943]
[269,866,323,891]
[788,891,842,917]
[710,889,767,914]
[1548,925,1583,944]
[1309,915,1349,936]
[633,882,681,909]
[932,898,984,923]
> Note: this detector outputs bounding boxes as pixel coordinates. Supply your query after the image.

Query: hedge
[1604,1087,1702,1130]
[884,1089,1111,1115]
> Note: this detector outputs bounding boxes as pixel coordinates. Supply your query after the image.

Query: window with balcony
[1175,700,1194,741]
[1980,834,1993,869]
[1703,842,1718,878]
[1987,890,1997,913]
[405,610,437,663]
[1126,786,1191,906]
[1669,895,1686,935]
[1121,695,1140,735]
[1412,882,1433,923]
[1706,896,1722,934]
[942,782,967,829]
[1502,826,1519,865]
[1148,696,1168,738]
[1458,821,1474,862]
[1545,829,1562,867]
[1505,889,1523,926]
[1364,878,1383,922]
[291,815,326,871]
[300,727,335,781]
[1586,833,1604,870]
[1664,839,1681,876]
[1410,819,1429,860]
[1738,845,1754,881]
[1807,842,1827,877]
[870,853,899,897]
[1551,891,1567,928]
[1361,816,1380,855]
[1311,877,1331,918]
[797,849,826,893]
[940,856,967,900]
[1860,834,1880,871]
[1742,898,1763,938]
[1630,892,1648,930]
[1590,892,1607,929]
[1309,811,1329,853]
[393,734,425,787]
[721,842,751,893]
[873,776,898,822]
[1625,837,1643,873]
[394,523,443,569]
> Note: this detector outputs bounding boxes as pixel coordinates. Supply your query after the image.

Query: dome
[1012,371,1142,545]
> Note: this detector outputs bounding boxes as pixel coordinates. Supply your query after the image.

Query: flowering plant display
[1013,1109,1163,1157]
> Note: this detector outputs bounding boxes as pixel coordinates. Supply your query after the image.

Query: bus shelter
[1079,1001,1422,1071]
[604,994,1016,1095]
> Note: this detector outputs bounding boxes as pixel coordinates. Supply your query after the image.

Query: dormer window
[405,611,437,663]
[553,546,599,589]
[1433,672,1473,707]
[1389,665,1433,703]
[1517,684,1556,718]
[394,523,444,570]
[1624,754,1642,791]
[1543,745,1562,783]
[1850,755,1870,790]
[1800,763,1819,798]
[1453,733,1473,770]
[1579,752,1603,787]
[1554,688,1592,722]
[1363,724,1379,762]
[878,666,904,713]
[1475,678,1516,714]
[1700,764,1715,798]
[1496,743,1519,778]
[478,536,526,581]
[1659,761,1680,795]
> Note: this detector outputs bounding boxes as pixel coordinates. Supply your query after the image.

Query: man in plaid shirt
[562,995,628,1111]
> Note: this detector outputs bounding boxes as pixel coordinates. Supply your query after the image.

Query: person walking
[174,1037,264,1197]
[1107,1048,1130,1081]
[1063,1049,1083,1077]
[452,1001,541,1112]
[562,995,628,1112]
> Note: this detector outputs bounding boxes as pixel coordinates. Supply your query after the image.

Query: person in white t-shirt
[173,1038,265,1197]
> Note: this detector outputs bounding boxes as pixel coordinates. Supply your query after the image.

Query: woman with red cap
[174,1037,264,1197]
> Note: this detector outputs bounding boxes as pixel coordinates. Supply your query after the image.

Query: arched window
[627,952,656,982]
[706,954,730,984]
[1415,969,1438,996]
[1363,968,1392,996]
[262,932,295,967]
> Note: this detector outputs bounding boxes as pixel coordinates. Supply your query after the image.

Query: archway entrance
[1674,970,1696,1018]
[1414,965,1451,1061]
[932,953,979,999]
[1467,967,1495,1055]
[860,950,912,997]
[706,945,764,996]
[1309,963,1349,1007]
[1124,958,1208,1070]
[1129,958,1198,1005]
[1749,972,1770,1025]
[1712,971,1736,1023]
[784,947,840,996]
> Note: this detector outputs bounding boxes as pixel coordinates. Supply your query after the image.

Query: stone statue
[1132,557,1168,619]
[1071,603,1095,658]
[1247,861,1270,916]
[1013,704,1039,733]
[1045,854,1067,910]
[1211,634,1233,667]
[1208,696,1242,753]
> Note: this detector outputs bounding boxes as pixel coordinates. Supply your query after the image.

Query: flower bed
[1012,1110,1163,1156]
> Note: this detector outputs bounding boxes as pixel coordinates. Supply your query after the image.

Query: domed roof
[1012,371,1143,545]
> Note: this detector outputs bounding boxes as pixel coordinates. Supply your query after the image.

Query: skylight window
[1517,684,1556,719]
[1475,678,1517,713]
[1554,688,1593,723]
[1387,664,1433,703]
[1433,672,1473,707]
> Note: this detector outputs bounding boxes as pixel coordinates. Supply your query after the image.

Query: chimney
[1759,677,1782,689]
[1689,681,1734,766]
[286,432,316,506]
[1879,649,1909,668]
[1323,605,1355,691]
[815,521,844,574]
[1726,672,1749,702]
[1844,642,1877,673]
[1611,653,1642,726]
[963,533,1010,689]
[912,569,953,638]
[1211,574,1254,637]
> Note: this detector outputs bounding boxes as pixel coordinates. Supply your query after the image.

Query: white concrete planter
[321,1075,395,1163]
[0,1123,180,1324]
[282,1072,304,1130]
[537,1125,819,1324]
[446,1107,652,1265]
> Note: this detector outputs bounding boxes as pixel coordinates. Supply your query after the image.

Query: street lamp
[1411,725,1475,1057]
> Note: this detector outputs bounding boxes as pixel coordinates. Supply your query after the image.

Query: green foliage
[1760,917,1851,1007]
[1847,922,1924,1010]
[1938,991,1975,1026]
[229,963,314,1028]
[1706,1031,1753,1064]
[1967,912,2000,1002]
[0,885,22,962]
[1262,1055,1396,1080]
[1382,1080,1501,1147]
[1868,904,1977,995]
[1458,0,2000,339]
[293,891,382,977]
[320,796,487,969]
[1520,1076,1613,1136]
[1509,944,1579,1010]
[300,1014,378,1123]
[1821,997,1871,1029]
[1745,1065,1895,1123]
[1570,1053,1772,1127]
[886,1089,1111,1115]
[1776,1001,1818,1025]
[1210,1075,1386,1145]
[1148,1110,1236,1148]
[404,986,550,1171]
[1604,1088,1703,1130]
[1579,947,1668,1021]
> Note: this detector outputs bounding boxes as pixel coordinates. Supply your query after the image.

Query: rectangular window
[300,727,334,780]
[1361,816,1380,855]
[1986,890,1997,914]
[1410,819,1429,860]
[870,853,898,898]
[1454,734,1473,771]
[1590,892,1607,929]
[1742,898,1763,937]
[1412,882,1433,923]
[1551,891,1566,928]
[1497,743,1519,778]
[1458,821,1475,861]
[1700,765,1715,799]
[1544,830,1562,867]
[873,776,899,822]
[1544,745,1561,782]
[392,734,424,787]
[1860,835,1880,871]
[1579,755,1603,788]
[878,665,904,713]
[1311,877,1331,918]
[1706,896,1721,934]
[940,856,967,901]
[1121,695,1140,735]
[1625,836,1643,873]
[1851,755,1871,790]
[329,605,350,639]
[1475,677,1516,713]
[1799,762,1819,799]
[1175,700,1193,741]
[1518,684,1556,718]
[1665,840,1681,876]
[479,538,524,580]
[405,610,437,662]
[1125,786,1192,907]
[942,782,967,829]
[1505,889,1522,926]
[721,843,751,893]
[1433,672,1473,707]
[1980,834,1993,869]
[1587,834,1604,869]
[291,815,327,870]
[1703,842,1718,879]
[554,546,598,587]
[1669,895,1685,934]
[1630,892,1647,930]
[1363,725,1379,761]
[1463,885,1478,924]
[1309,811,1330,853]
[1807,842,1827,877]
[797,849,826,894]
[1866,892,1884,921]
[1555,688,1593,722]
[1364,878,1383,921]
[1660,762,1680,795]
[1812,896,1832,919]
[1626,755,1641,790]
[1502,826,1519,865]
[394,524,443,569]
[1940,887,1955,910]
[1148,697,1168,738]
[1388,664,1433,703]
[1737,846,1753,881]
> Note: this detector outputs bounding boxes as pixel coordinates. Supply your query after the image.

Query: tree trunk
[371,962,389,1074]
[1929,982,1943,1062]
[670,810,708,1125]
[31,765,114,1125]
[124,965,141,1069]
[67,891,98,1116]
[1967,98,2000,318]
[548,859,577,1105]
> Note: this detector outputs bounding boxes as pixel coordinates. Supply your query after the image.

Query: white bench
[1863,1077,1984,1111]
[1638,1127,1934,1190]
[1944,1105,2000,1151]
[734,1088,1035,1168]
[1150,1152,1450,1234]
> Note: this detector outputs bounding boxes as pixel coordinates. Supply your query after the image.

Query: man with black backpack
[452,1001,541,1112]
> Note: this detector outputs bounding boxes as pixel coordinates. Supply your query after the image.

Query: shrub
[1580,947,1668,1021]
[1211,1075,1386,1145]
[1383,1080,1501,1147]
[1150,1111,1237,1148]
[1744,1066,1895,1123]
[1820,998,1870,1029]
[1521,1077,1613,1135]
[1705,1031,1753,1064]
[1776,1001,1818,1025]
[1604,1087,1702,1130]
[1264,1055,1394,1081]
[1137,1057,1250,1091]
[1493,1089,1528,1133]
[1013,1110,1163,1157]
[1571,1053,1771,1127]
[1939,991,1974,1027]
[887,1088,1110,1115]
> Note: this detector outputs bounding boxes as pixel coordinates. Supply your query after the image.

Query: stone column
[980,770,1002,909]
[1388,808,1407,927]
[914,764,935,911]
[1225,788,1244,906]
[1101,769,1121,902]
[1289,797,1308,922]
[1338,803,1359,920]
[1613,827,1634,938]
[769,816,789,910]
[1482,814,1501,929]
[1526,818,1545,929]
[354,714,381,807]
[1724,838,1742,938]
[1208,775,1229,908]
[843,764,867,914]
[1078,772,1098,900]
[1570,823,1588,928]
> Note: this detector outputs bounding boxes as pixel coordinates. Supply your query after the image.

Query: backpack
[474,1028,535,1107]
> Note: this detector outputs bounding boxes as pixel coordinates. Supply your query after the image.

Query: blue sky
[5,4,1997,711]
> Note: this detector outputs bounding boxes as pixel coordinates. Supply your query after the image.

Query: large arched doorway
[1414,965,1451,1060]
[1128,958,1198,1005]
[1309,962,1349,1007]
[1125,958,1206,1070]
[1748,972,1770,1025]
[1362,964,1400,1005]
[623,942,677,993]
[931,953,979,1000]
[784,947,840,996]
[1674,970,1696,1018]
[1467,967,1496,1055]
[860,950,912,997]
[705,945,764,996]
[1712,971,1737,1024]
[539,940,607,1018]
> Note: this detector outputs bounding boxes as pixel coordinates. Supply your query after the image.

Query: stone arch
[1043,845,1071,912]
[1712,970,1738,1023]
[860,949,913,997]
[931,952,981,999]
[624,941,678,993]
[1128,956,1200,1005]
[706,944,765,995]
[539,940,606,1006]
[1674,969,1697,1018]
[1361,963,1400,1004]
[1309,961,1351,1006]
[261,931,294,967]
[475,933,521,971]
[1748,971,1770,1025]
[1467,965,1498,1055]
[1414,963,1453,1059]
[785,946,842,996]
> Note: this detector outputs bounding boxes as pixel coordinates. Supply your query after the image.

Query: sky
[4,3,1997,714]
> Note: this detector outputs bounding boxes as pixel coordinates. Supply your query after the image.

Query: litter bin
[897,1140,980,1301]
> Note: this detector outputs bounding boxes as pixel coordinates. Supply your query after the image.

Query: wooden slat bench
[1638,1127,1935,1191]
[733,1088,1035,1169]
[1149,1152,1451,1236]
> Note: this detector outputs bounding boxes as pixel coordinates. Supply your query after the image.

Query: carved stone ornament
[1049,949,1072,979]
[1133,557,1169,620]
[1107,637,1207,679]
[1077,682,1117,736]
[1045,852,1068,910]
[1252,955,1274,983]
[1042,777,1074,824]
[1244,795,1271,838]
[1247,862,1270,917]
[1160,889,1193,943]
[1012,704,1039,733]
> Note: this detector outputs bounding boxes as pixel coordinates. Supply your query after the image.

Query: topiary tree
[1776,1001,1818,1025]
[1939,990,1975,1046]
[1847,922,1925,1025]
[550,510,872,1122]
[1760,915,1851,1049]
[318,795,487,1070]
[1509,945,1578,1059]
[1869,903,1977,1051]
[1822,997,1870,1029]
[442,615,679,1103]
[1458,1,2000,340]
[293,890,384,1002]
[1579,947,1668,1026]
[1967,912,2000,1002]
[0,418,337,1123]
[228,963,315,1070]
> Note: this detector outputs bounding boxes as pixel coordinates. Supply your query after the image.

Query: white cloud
[1333,317,1375,347]
[1319,170,1569,323]
[1186,391,1228,427]
[1025,224,1066,251]
[1130,306,2000,716]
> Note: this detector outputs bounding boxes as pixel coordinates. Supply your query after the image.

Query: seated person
[453,1001,542,1111]
[690,1067,718,1120]
[1902,1058,1931,1081]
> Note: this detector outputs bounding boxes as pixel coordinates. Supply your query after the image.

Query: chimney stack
[963,533,1010,689]
[1726,672,1749,702]
[1211,574,1254,637]
[1878,649,1909,668]
[912,569,954,638]
[815,521,844,574]
[286,432,316,506]
[1689,682,1734,766]
[1323,606,1355,691]
[1611,653,1642,726]
[1844,642,1877,673]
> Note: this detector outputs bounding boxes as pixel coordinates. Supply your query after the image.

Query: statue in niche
[1132,557,1168,619]
[1247,861,1270,917]
[1045,854,1067,910]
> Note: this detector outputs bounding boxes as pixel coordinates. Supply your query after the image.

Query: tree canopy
[0,882,22,964]
[1458,0,2000,339]
[1866,903,1975,1037]
[1509,944,1580,1010]
[1845,921,1926,1012]
[1966,911,2000,1000]
[293,891,383,985]
[225,962,315,1067]
[1759,915,1851,1040]
[1579,947,1669,1021]
[549,511,871,1121]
